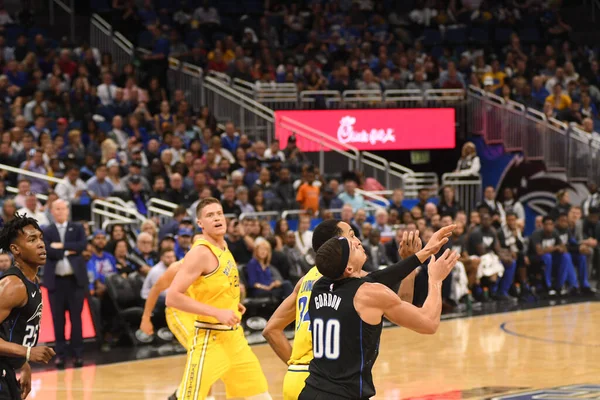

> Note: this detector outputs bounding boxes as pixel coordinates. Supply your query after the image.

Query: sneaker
[157,327,174,342]
[581,287,597,297]
[135,329,154,344]
[494,294,517,303]
[548,289,558,298]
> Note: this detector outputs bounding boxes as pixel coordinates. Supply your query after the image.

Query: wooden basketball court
[26,302,600,400]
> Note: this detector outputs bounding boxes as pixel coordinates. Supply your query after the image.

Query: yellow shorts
[166,307,195,350]
[178,326,268,400]
[283,365,309,400]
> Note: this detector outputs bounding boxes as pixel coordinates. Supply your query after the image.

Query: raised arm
[166,245,239,326]
[262,277,303,364]
[140,261,182,335]
[367,226,454,290]
[356,249,458,335]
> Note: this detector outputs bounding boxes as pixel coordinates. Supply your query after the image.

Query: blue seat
[138,30,154,49]
[98,121,112,133]
[185,30,205,47]
[90,0,111,12]
[494,27,513,44]
[422,29,442,47]
[69,121,82,130]
[469,26,489,44]
[519,27,540,44]
[445,27,467,45]
[430,46,444,60]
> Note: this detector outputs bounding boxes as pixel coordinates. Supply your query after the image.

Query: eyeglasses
[25,191,37,196]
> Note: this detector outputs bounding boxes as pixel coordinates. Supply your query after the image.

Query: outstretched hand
[399,230,422,259]
[428,249,460,284]
[422,224,456,256]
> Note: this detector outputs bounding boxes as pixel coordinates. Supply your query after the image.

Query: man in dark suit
[43,199,88,369]
[362,229,390,272]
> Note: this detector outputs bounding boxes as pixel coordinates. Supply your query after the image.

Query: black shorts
[0,366,20,400]
[299,385,371,400]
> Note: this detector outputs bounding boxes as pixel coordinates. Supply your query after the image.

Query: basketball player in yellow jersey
[263,219,455,399]
[166,197,271,400]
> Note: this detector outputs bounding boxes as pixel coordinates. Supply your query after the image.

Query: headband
[335,236,350,279]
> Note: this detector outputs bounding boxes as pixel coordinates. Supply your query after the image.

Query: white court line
[32,302,596,373]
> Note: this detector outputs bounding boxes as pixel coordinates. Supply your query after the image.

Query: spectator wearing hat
[126,174,151,214]
[53,117,69,139]
[283,135,307,169]
[86,230,117,293]
[242,152,260,188]
[55,165,88,203]
[174,228,193,260]
[158,206,190,240]
[122,161,151,193]
[18,147,49,195]
[106,159,127,193]
[319,186,344,213]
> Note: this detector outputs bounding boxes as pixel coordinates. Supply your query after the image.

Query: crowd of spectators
[109,0,600,134]
[0,0,597,347]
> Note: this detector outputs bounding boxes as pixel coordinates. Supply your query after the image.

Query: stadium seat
[422,29,442,47]
[238,264,278,319]
[106,274,145,345]
[445,27,468,45]
[128,272,146,302]
[469,26,489,45]
[519,27,541,44]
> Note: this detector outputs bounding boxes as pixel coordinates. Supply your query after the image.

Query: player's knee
[245,392,272,400]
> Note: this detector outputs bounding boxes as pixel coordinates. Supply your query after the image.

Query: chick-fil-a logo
[337,116,396,145]
[274,109,455,151]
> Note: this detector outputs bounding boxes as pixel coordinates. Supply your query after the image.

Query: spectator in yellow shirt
[482,59,506,92]
[545,83,572,111]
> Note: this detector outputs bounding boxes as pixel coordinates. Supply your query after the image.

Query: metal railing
[467,85,600,182]
[49,0,75,42]
[91,200,147,233]
[441,173,482,216]
[91,14,134,71]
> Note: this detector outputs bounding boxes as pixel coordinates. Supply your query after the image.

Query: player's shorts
[166,307,195,350]
[283,365,309,400]
[0,363,20,400]
[178,322,268,400]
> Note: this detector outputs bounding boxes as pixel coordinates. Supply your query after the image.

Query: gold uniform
[178,239,268,400]
[283,266,322,400]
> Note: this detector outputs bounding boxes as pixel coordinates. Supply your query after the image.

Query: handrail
[239,211,279,220]
[280,209,309,219]
[91,13,112,31]
[205,76,275,117]
[355,188,389,207]
[92,199,147,222]
[106,197,131,208]
[0,163,65,185]
[278,116,360,156]
[6,186,48,201]
[526,107,547,121]
[147,206,175,217]
[441,172,482,183]
[148,198,179,210]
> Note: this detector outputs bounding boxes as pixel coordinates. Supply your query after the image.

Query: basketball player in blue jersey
[299,237,459,399]
[0,214,56,400]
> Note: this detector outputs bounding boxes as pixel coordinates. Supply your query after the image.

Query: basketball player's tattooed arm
[141,261,181,335]
[166,245,240,326]
[368,225,454,291]
[263,278,302,364]
[357,250,459,334]
[0,277,54,363]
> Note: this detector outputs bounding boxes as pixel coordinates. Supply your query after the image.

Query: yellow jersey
[185,238,241,324]
[288,266,322,365]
